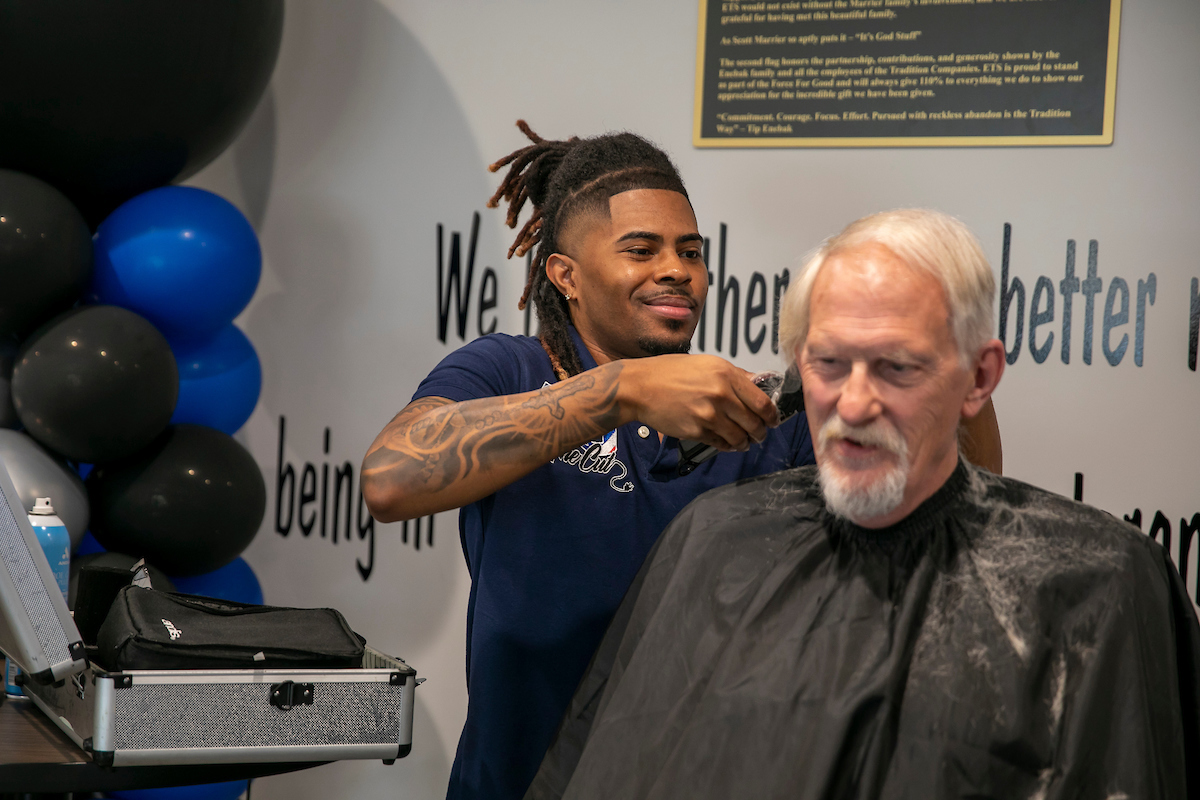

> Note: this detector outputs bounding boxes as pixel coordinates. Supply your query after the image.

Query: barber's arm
[361,354,779,521]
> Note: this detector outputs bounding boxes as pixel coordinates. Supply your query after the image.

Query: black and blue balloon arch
[1,3,286,797]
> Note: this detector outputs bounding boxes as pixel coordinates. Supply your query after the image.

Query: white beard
[816,413,910,524]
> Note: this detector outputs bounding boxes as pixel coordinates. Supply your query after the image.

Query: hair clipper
[677,364,804,476]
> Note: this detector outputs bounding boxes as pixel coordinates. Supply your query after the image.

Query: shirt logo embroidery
[544,383,634,492]
[558,432,635,493]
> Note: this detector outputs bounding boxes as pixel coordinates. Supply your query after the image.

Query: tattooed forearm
[361,362,626,520]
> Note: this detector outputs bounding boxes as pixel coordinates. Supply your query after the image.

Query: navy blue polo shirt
[412,328,814,800]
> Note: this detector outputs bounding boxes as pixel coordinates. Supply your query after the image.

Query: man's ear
[961,338,1005,419]
[546,252,578,299]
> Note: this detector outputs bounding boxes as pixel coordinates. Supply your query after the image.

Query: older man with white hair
[782,208,1003,529]
[524,209,1200,800]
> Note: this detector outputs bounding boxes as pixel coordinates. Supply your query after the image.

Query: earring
[563,293,573,301]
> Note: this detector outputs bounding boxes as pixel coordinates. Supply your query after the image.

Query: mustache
[637,288,696,306]
[818,413,907,457]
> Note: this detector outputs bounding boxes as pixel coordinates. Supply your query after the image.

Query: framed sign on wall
[694,0,1122,147]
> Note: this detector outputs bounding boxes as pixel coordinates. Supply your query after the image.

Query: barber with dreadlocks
[362,123,802,800]
[362,123,996,800]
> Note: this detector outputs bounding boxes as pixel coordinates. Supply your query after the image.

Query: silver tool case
[0,455,417,767]
[23,645,417,766]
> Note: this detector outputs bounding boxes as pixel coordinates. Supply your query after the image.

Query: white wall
[186,0,1200,795]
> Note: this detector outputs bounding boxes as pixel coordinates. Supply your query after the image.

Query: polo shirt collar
[568,325,599,372]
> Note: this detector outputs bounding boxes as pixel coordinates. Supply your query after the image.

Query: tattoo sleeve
[361,363,625,519]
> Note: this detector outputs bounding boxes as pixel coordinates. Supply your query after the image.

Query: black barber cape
[526,462,1200,800]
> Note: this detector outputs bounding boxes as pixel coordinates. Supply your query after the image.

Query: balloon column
[2,130,270,587]
[1,9,279,798]
[83,190,268,579]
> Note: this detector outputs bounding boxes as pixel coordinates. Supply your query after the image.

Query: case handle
[270,680,314,710]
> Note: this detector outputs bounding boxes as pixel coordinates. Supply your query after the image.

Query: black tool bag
[73,563,148,646]
[95,586,366,671]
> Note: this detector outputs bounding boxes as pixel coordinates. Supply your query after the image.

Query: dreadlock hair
[488,120,690,380]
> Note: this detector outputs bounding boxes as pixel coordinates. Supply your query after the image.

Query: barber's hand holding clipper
[362,353,783,522]
[677,363,804,474]
[617,354,782,453]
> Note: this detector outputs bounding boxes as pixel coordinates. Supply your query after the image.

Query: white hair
[779,209,996,366]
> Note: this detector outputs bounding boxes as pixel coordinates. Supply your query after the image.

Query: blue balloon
[169,557,263,605]
[90,186,261,339]
[108,779,249,800]
[170,325,261,434]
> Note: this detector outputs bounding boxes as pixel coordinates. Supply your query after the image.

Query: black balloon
[11,306,178,462]
[0,3,283,226]
[0,170,93,341]
[68,551,176,610]
[86,425,266,576]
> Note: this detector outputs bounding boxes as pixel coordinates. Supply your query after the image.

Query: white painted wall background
[185,1,1200,795]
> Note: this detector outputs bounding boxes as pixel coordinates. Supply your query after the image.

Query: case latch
[270,681,314,710]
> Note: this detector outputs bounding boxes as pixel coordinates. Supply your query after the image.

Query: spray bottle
[29,497,69,598]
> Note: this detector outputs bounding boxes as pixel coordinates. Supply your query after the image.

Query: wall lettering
[275,416,435,582]
[999,224,1175,369]
[432,217,1197,373]
[696,223,792,358]
[438,212,499,344]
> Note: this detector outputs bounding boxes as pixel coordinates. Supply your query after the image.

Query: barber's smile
[640,292,696,320]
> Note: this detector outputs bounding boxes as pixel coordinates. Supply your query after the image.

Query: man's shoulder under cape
[526,464,1200,800]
